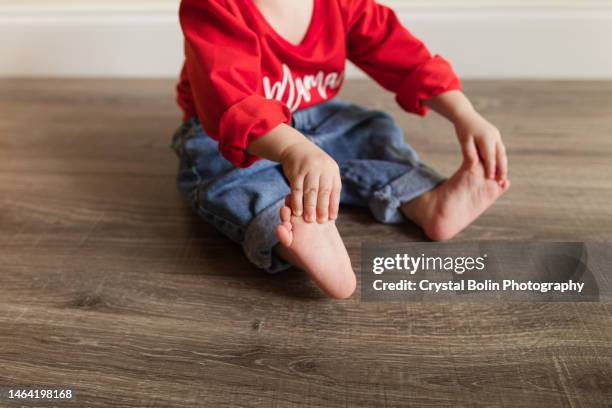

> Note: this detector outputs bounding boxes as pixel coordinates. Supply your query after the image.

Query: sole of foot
[275,206,356,299]
[402,162,510,241]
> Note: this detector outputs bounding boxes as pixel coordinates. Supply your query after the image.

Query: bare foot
[275,206,356,299]
[401,162,510,241]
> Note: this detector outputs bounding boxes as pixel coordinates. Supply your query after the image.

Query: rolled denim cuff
[243,198,292,274]
[369,163,445,224]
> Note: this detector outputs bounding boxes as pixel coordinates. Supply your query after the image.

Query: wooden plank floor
[1,79,611,407]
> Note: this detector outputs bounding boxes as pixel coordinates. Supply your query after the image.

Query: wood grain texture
[0,79,611,407]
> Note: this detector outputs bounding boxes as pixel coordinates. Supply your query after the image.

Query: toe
[502,179,511,191]
[279,206,292,223]
[497,179,510,192]
[275,224,293,247]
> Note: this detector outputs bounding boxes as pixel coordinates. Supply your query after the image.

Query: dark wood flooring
[1,79,611,407]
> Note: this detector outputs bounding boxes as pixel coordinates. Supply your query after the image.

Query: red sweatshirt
[177,0,461,168]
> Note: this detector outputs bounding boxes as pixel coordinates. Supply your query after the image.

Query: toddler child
[172,0,510,299]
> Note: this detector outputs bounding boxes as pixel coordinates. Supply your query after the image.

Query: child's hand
[279,142,341,223]
[246,123,341,224]
[453,110,508,180]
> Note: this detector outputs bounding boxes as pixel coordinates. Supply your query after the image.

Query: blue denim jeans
[171,98,444,273]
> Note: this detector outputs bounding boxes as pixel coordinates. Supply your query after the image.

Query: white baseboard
[1,4,611,79]
[397,7,612,79]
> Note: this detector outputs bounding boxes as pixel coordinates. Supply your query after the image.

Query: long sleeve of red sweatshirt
[178,0,461,168]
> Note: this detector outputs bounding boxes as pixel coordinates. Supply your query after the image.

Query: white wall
[1,0,612,78]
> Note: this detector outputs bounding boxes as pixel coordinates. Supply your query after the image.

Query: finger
[476,138,496,179]
[284,195,291,207]
[302,172,319,223]
[329,177,341,220]
[461,137,479,169]
[290,175,304,217]
[496,142,508,180]
[316,176,332,223]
